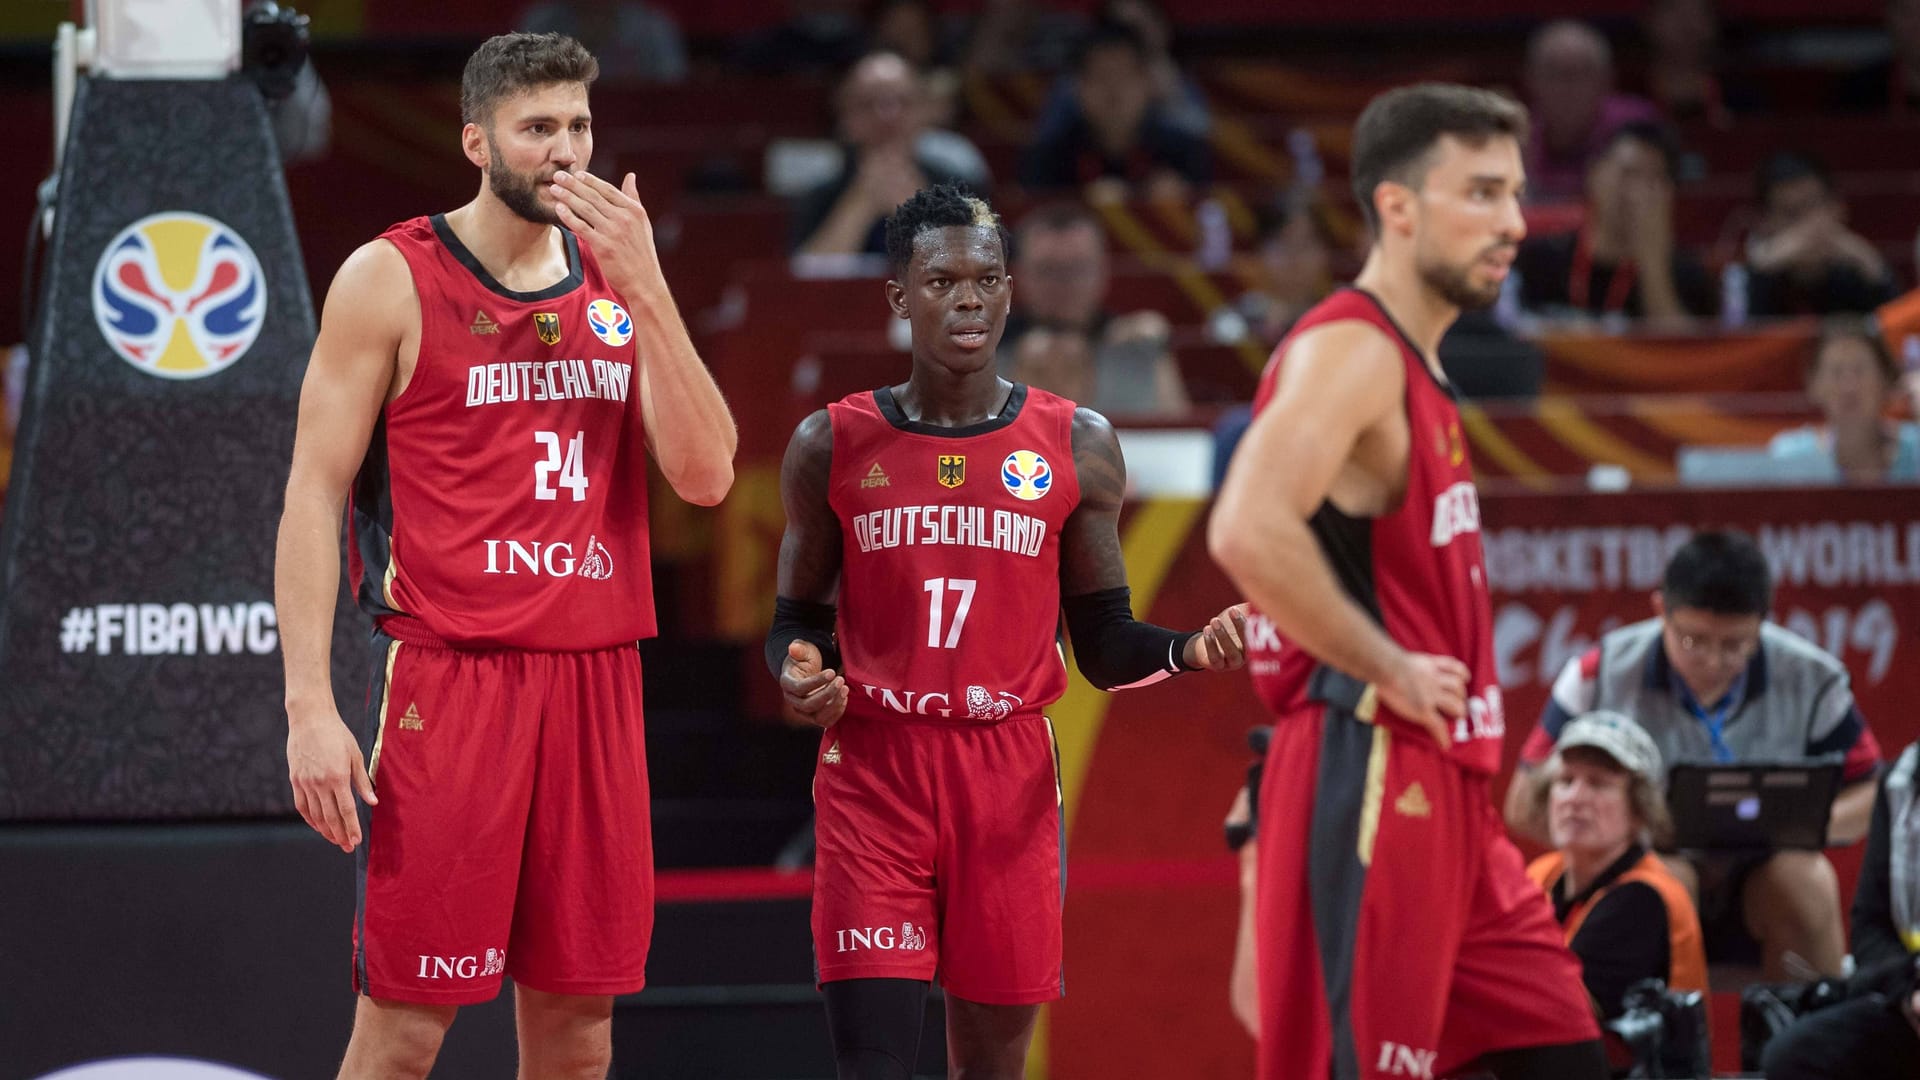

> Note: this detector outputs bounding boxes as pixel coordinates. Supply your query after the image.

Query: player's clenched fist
[780,639,849,729]
[1184,603,1252,671]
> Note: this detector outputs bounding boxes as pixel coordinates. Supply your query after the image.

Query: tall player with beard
[769,184,1249,1080]
[1209,86,1608,1080]
[275,34,735,1079]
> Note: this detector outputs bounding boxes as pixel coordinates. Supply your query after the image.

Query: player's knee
[343,1010,451,1080]
[1752,850,1840,913]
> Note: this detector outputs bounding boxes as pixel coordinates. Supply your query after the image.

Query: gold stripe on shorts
[1045,716,1063,808]
[367,639,401,782]
[1356,725,1390,867]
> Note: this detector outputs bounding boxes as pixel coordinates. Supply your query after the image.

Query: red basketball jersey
[348,215,656,650]
[828,385,1081,724]
[1243,289,1506,773]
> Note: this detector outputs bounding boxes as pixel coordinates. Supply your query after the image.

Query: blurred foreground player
[274,32,735,1079]
[768,184,1247,1079]
[1209,85,1607,1080]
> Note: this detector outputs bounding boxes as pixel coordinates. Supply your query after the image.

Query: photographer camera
[1760,739,1920,1078]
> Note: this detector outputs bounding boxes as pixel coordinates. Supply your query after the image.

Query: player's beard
[486,137,559,226]
[1417,244,1508,310]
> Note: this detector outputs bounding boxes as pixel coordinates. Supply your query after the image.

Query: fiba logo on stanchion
[92,212,266,380]
[1001,450,1052,501]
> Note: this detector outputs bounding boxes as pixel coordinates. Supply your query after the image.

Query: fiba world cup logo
[1001,450,1052,501]
[92,211,266,380]
[586,297,632,347]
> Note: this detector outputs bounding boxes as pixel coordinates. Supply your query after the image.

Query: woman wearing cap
[1522,711,1709,1016]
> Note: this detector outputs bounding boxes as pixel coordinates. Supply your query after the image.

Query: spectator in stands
[1524,19,1663,204]
[1002,326,1095,403]
[1095,0,1208,135]
[789,51,990,256]
[1520,712,1708,1019]
[1235,198,1336,346]
[1762,738,1920,1079]
[960,0,1084,74]
[1837,0,1920,114]
[736,0,867,75]
[1503,530,1884,981]
[1638,0,1757,126]
[1742,153,1897,318]
[1002,203,1190,415]
[1769,320,1920,482]
[868,0,961,126]
[518,2,687,83]
[1512,121,1716,326]
[1019,21,1212,200]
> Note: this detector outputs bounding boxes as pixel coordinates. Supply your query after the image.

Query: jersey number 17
[923,577,976,649]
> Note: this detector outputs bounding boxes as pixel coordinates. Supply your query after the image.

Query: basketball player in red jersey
[769,184,1248,1079]
[1209,85,1608,1080]
[274,34,735,1079]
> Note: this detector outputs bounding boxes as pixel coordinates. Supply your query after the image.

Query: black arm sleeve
[1567,883,1671,1019]
[1848,768,1903,971]
[765,596,841,678]
[1062,586,1195,692]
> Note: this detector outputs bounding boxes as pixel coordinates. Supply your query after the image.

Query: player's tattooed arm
[1059,408,1247,684]
[777,409,841,605]
[1059,407,1129,595]
[772,410,848,726]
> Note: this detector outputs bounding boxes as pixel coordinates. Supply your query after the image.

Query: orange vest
[1527,849,1709,997]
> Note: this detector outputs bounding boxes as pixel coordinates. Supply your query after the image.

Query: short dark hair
[1253,197,1338,250]
[1013,202,1103,255]
[1599,120,1684,181]
[1075,20,1149,72]
[461,33,599,127]
[1350,83,1530,233]
[1662,530,1772,616]
[1755,150,1834,208]
[1809,317,1899,385]
[884,184,1007,278]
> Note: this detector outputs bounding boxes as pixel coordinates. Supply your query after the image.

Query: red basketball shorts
[1255,669,1597,1080]
[351,625,654,1005]
[810,711,1064,1005]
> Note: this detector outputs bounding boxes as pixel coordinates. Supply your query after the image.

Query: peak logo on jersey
[399,702,424,731]
[534,312,562,346]
[822,740,842,765]
[586,298,632,347]
[92,211,265,380]
[469,310,499,335]
[1394,781,1431,818]
[861,463,890,489]
[937,454,966,488]
[1001,450,1052,501]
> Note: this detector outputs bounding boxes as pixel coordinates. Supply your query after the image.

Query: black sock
[1473,1038,1609,1080]
[823,977,931,1080]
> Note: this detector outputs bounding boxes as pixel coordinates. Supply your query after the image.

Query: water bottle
[1197,198,1232,271]
[1720,261,1749,329]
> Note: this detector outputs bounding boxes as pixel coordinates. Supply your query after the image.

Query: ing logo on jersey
[586,298,632,347]
[1001,450,1052,501]
[92,211,265,380]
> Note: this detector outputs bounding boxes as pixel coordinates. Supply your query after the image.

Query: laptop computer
[1665,762,1843,852]
[1675,446,1838,487]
